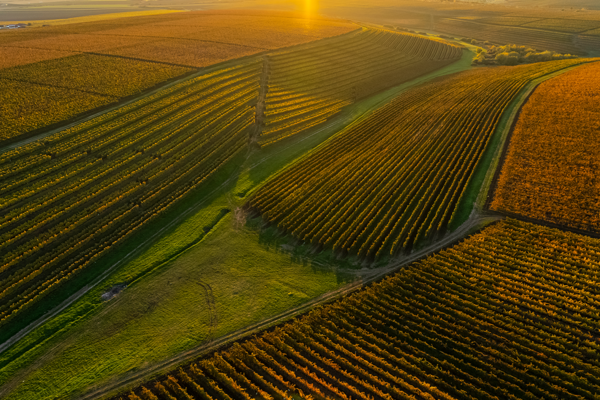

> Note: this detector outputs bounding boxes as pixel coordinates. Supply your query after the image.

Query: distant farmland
[0,10,356,144]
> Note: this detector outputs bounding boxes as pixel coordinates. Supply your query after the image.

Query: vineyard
[491,61,600,233]
[5,3,600,399]
[0,61,261,330]
[248,59,586,259]
[258,29,462,146]
[0,55,191,142]
[0,10,356,143]
[521,18,600,33]
[115,218,600,400]
[434,18,584,55]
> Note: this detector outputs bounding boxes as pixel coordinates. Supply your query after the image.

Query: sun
[303,0,318,18]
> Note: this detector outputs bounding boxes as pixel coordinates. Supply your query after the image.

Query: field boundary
[494,210,600,239]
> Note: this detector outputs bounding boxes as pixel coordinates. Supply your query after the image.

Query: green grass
[1,214,352,400]
[0,50,475,400]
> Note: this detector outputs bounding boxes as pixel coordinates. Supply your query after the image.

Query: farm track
[75,211,503,400]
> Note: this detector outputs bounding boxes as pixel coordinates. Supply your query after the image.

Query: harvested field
[102,39,261,68]
[478,16,544,26]
[0,47,76,69]
[522,18,600,33]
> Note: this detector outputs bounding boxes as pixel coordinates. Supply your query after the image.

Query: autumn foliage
[491,61,600,232]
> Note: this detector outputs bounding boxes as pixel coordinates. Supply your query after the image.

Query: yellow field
[0,10,182,28]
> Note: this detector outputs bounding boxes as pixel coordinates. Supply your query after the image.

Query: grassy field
[0,211,353,400]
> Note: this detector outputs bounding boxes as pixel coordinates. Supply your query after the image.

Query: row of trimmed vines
[248,58,587,258]
[258,28,462,146]
[0,62,261,329]
[115,218,600,400]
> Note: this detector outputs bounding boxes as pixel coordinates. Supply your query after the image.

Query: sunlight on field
[304,0,318,18]
[0,9,181,27]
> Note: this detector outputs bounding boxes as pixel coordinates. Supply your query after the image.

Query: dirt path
[196,281,217,341]
[75,210,503,400]
[252,55,270,141]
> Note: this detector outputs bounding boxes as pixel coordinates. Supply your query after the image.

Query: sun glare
[303,0,318,19]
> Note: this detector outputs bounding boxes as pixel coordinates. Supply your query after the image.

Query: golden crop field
[0,55,192,142]
[0,9,183,28]
[0,54,190,97]
[0,79,113,139]
[0,10,356,144]
[491,61,600,233]
[521,18,600,33]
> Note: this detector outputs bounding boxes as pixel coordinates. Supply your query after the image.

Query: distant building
[2,24,27,30]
